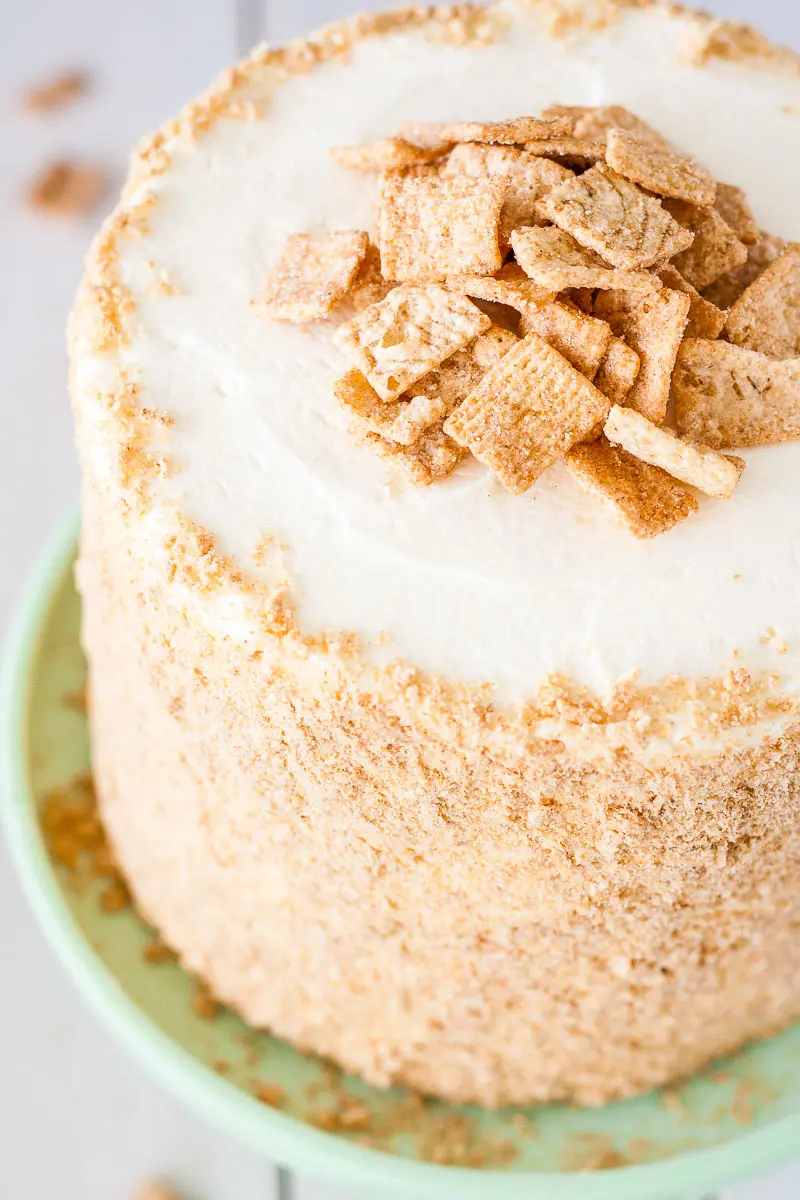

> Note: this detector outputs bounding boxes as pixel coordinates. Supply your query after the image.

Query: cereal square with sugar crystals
[605,128,716,206]
[604,404,744,498]
[657,265,725,340]
[664,199,748,291]
[594,337,641,404]
[511,225,655,293]
[410,324,519,411]
[446,263,554,318]
[523,138,606,167]
[535,164,694,270]
[332,285,490,401]
[334,369,447,445]
[378,172,505,282]
[400,115,573,148]
[443,332,610,493]
[360,424,464,485]
[724,243,800,360]
[519,300,611,381]
[441,144,572,243]
[702,231,785,310]
[565,438,698,538]
[714,183,759,246]
[331,137,447,172]
[673,339,800,448]
[350,241,394,311]
[258,231,369,321]
[594,286,690,423]
[543,104,664,146]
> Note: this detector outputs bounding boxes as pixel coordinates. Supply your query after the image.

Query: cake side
[69,0,800,1107]
[78,480,800,1106]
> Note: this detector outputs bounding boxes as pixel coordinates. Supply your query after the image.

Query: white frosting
[112,2,800,704]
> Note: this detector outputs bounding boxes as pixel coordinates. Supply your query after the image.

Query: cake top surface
[72,0,800,712]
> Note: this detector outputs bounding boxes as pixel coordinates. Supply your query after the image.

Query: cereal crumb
[143,936,177,965]
[24,69,89,112]
[191,979,220,1020]
[27,161,107,217]
[129,1183,185,1200]
[253,1081,286,1108]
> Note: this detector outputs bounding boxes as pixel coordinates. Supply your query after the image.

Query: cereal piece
[511,225,656,292]
[594,338,641,404]
[361,423,464,485]
[673,339,800,448]
[519,300,611,380]
[664,199,748,290]
[411,324,519,407]
[257,231,369,321]
[604,404,744,497]
[724,243,800,359]
[444,332,610,492]
[683,16,798,70]
[657,264,726,339]
[544,104,662,145]
[332,285,490,401]
[378,172,504,282]
[396,121,453,150]
[446,262,553,318]
[130,1183,185,1200]
[349,241,394,310]
[523,138,606,166]
[254,1082,286,1108]
[713,183,759,246]
[331,137,447,171]
[24,70,89,112]
[466,324,519,367]
[400,115,574,147]
[565,438,698,538]
[702,230,786,309]
[562,287,595,314]
[605,127,716,206]
[334,369,447,445]
[27,160,107,216]
[535,164,694,270]
[441,143,572,242]
[595,286,691,423]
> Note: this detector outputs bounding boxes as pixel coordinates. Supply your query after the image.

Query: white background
[2,2,800,1197]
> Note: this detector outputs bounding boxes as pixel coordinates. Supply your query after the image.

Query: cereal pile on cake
[258,104,800,538]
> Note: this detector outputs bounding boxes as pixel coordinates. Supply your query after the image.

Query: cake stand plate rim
[2,507,800,1199]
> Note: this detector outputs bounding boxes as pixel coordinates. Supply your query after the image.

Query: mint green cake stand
[4,509,800,1198]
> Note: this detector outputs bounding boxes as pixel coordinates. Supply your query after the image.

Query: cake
[69,0,800,1108]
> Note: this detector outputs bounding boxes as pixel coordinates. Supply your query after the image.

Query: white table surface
[2,1,800,1197]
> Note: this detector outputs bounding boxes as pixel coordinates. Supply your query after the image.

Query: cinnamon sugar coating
[80,493,800,1107]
